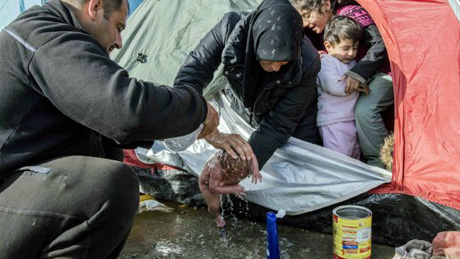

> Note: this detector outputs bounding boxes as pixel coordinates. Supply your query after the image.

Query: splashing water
[224,194,239,229]
[120,202,395,258]
[219,194,225,218]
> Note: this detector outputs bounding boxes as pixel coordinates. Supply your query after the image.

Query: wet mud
[120,201,395,258]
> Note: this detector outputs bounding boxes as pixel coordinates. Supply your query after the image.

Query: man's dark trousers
[0,156,139,258]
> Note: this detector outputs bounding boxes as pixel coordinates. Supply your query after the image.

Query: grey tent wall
[111,0,262,99]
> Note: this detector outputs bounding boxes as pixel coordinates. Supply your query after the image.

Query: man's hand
[205,129,254,161]
[198,102,219,139]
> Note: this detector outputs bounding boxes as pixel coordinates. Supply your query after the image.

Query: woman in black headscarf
[174,0,321,171]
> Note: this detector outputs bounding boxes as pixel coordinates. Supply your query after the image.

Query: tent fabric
[112,0,262,99]
[113,0,460,212]
[360,0,460,210]
[2,0,457,212]
[0,0,45,30]
[127,0,143,16]
[0,0,147,28]
[133,93,392,215]
[112,0,393,215]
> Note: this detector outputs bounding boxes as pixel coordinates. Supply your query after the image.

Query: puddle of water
[120,201,395,258]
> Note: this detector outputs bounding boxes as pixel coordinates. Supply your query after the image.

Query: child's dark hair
[290,0,324,13]
[289,0,357,14]
[323,15,362,46]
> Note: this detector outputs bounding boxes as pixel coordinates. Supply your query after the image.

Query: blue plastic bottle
[266,212,280,259]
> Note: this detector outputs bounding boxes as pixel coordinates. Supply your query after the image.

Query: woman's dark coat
[174,0,320,168]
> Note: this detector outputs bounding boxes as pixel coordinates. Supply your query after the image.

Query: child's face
[298,1,332,33]
[325,38,359,64]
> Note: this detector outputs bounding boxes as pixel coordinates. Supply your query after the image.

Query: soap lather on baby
[199,151,262,228]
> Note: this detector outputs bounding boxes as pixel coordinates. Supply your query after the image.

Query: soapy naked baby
[199,150,262,228]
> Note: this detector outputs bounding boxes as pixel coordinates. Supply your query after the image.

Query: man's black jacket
[0,0,207,176]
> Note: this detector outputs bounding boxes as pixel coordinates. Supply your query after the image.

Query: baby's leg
[201,188,225,228]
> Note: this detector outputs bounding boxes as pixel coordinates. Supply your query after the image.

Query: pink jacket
[317,54,359,127]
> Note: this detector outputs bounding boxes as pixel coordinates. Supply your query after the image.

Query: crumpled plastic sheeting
[127,160,460,246]
[112,0,460,209]
[111,0,262,100]
[135,92,391,215]
[213,192,460,247]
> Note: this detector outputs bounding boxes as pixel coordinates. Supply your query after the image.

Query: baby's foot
[215,215,226,228]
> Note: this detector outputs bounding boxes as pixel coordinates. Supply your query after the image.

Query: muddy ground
[119,201,395,259]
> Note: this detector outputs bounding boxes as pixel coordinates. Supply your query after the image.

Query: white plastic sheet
[136,92,391,215]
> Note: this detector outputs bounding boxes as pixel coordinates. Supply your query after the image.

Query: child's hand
[250,153,262,184]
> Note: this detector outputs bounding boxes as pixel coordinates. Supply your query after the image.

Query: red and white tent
[112,0,460,244]
[363,0,460,210]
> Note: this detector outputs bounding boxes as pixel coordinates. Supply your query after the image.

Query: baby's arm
[203,151,244,196]
[198,172,211,193]
[250,153,262,184]
[208,165,245,196]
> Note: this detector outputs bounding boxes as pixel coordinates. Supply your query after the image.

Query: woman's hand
[204,129,254,161]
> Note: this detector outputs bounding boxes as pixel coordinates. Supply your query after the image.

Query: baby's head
[323,15,362,64]
[220,151,250,183]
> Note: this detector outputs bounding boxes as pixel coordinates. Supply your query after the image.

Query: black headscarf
[252,1,303,61]
[222,0,304,108]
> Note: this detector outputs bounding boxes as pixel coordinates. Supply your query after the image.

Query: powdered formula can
[333,205,372,259]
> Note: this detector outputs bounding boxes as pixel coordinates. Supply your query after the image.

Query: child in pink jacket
[317,16,363,158]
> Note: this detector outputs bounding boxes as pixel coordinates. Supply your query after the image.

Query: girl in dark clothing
[291,0,394,168]
[174,0,321,170]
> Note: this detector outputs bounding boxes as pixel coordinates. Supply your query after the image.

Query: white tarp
[111,0,392,215]
[135,92,391,216]
[0,0,392,215]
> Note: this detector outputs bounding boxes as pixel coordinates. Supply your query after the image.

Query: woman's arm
[173,12,244,94]
[249,58,321,169]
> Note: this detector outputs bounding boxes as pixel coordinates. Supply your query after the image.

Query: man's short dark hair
[323,15,362,46]
[102,0,129,20]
